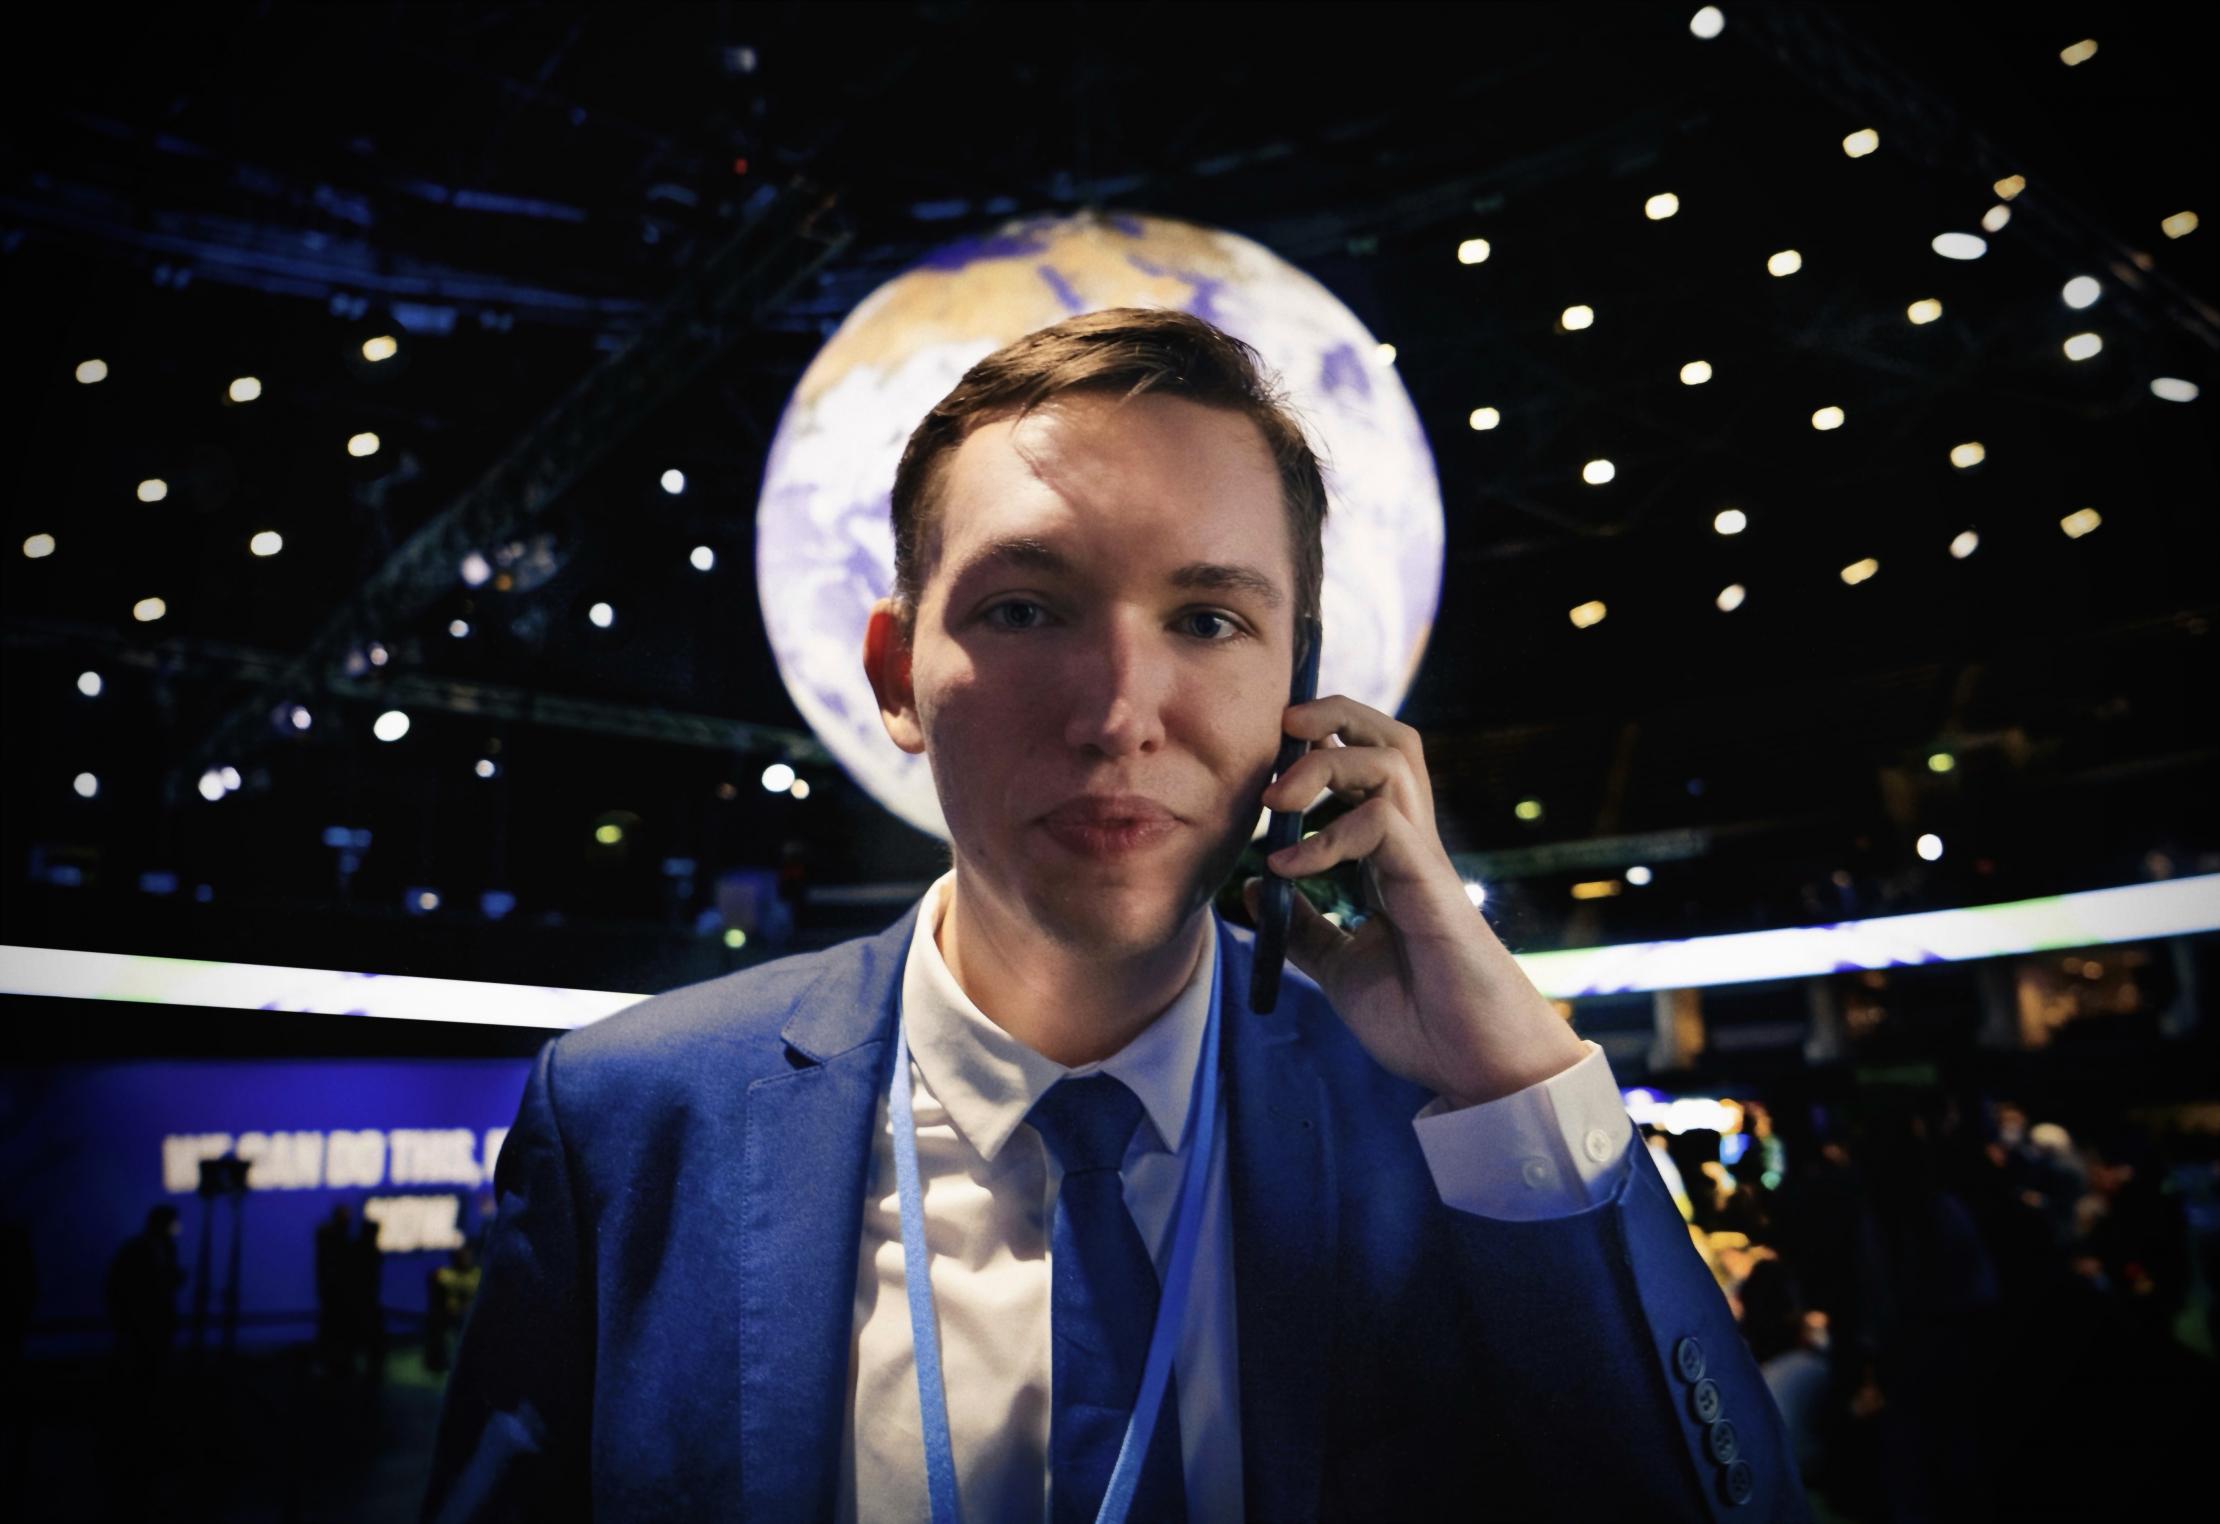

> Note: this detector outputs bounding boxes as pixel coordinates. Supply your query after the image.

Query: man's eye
[1183,611,1243,642]
[982,600,1048,631]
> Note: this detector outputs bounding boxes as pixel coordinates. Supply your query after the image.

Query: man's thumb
[1243,875,1343,981]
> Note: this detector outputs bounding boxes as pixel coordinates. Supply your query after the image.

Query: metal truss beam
[170,176,851,799]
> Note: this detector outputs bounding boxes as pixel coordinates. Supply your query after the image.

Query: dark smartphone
[1250,614,1323,1014]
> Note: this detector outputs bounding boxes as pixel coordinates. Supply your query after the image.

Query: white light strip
[1,875,2215,1026]
[0,946,643,1030]
[1515,874,2220,998]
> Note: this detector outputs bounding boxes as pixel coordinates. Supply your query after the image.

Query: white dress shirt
[836,870,1632,1523]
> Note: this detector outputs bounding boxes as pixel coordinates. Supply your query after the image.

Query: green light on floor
[723,928,747,949]
[595,824,624,845]
[1514,798,1544,822]
[1927,752,1956,774]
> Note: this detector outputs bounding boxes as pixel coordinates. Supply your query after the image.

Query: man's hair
[887,306,1327,642]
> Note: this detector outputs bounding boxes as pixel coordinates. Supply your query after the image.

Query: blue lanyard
[890,917,1225,1524]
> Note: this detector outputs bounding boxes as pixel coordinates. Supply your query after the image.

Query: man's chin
[1028,873,1205,959]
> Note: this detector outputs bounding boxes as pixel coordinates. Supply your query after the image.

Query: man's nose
[1061,613,1170,757]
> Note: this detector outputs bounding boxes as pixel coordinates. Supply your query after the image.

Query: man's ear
[863,597,925,756]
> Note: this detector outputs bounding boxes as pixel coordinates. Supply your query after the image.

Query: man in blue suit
[426,308,1805,1521]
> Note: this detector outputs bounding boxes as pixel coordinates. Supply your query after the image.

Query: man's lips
[1041,795,1178,828]
[1039,795,1182,857]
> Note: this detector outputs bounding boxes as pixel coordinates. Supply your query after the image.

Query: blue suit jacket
[425,902,1807,1521]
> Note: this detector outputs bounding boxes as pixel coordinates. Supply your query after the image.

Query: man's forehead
[930,395,1290,592]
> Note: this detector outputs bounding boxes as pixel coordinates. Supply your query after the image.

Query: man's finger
[1282,879,1349,976]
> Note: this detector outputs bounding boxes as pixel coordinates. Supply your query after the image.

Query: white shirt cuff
[1410,1040,1633,1221]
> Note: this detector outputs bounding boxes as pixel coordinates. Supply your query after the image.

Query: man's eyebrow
[952,536,1073,584]
[1166,560,1286,609]
[953,536,1287,609]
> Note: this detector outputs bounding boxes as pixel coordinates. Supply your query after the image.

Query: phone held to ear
[1250,614,1323,1015]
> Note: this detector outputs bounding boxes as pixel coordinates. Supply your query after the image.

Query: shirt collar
[900,868,1216,1165]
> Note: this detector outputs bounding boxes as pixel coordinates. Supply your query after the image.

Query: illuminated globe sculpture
[755,211,1445,841]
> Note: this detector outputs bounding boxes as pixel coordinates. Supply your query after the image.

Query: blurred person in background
[425,1244,481,1375]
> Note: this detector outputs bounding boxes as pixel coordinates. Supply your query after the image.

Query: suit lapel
[1219,913,1336,1522]
[737,904,917,1518]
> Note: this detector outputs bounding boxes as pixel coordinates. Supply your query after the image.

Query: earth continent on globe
[755,210,1445,842]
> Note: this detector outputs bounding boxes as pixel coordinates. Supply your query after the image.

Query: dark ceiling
[3,1,2214,990]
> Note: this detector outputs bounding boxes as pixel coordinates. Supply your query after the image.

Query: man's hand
[1240,695,1588,1109]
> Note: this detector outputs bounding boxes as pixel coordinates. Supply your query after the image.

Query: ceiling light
[347,432,381,457]
[1994,175,2026,201]
[2150,377,2199,402]
[22,533,55,559]
[2060,507,2102,539]
[1716,583,1746,612]
[1980,204,2011,233]
[228,376,262,403]
[1767,248,1803,277]
[2063,332,2102,361]
[2161,210,2198,240]
[1581,459,1615,485]
[1458,237,1491,265]
[1842,128,1879,158]
[2062,276,2101,309]
[1840,557,1879,586]
[1645,192,1680,221]
[1680,359,1712,385]
[362,335,398,362]
[691,545,717,571]
[76,358,108,384]
[1468,407,1501,430]
[661,469,686,494]
[249,530,283,557]
[762,762,797,793]
[1713,508,1747,535]
[1689,6,1724,40]
[132,596,167,622]
[1950,530,1980,559]
[1811,406,1845,430]
[1931,232,1987,260]
[1561,305,1595,331]
[373,710,411,742]
[137,479,168,503]
[1568,600,1607,629]
[1949,441,1986,469]
[1906,298,1943,324]
[2059,39,2097,67]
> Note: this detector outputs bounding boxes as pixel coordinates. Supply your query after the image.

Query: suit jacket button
[1705,1418,1740,1466]
[1720,1459,1755,1507]
[1689,1377,1722,1424]
[1673,1336,1706,1383]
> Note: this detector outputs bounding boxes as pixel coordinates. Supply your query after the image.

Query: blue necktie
[1026,1075,1188,1524]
